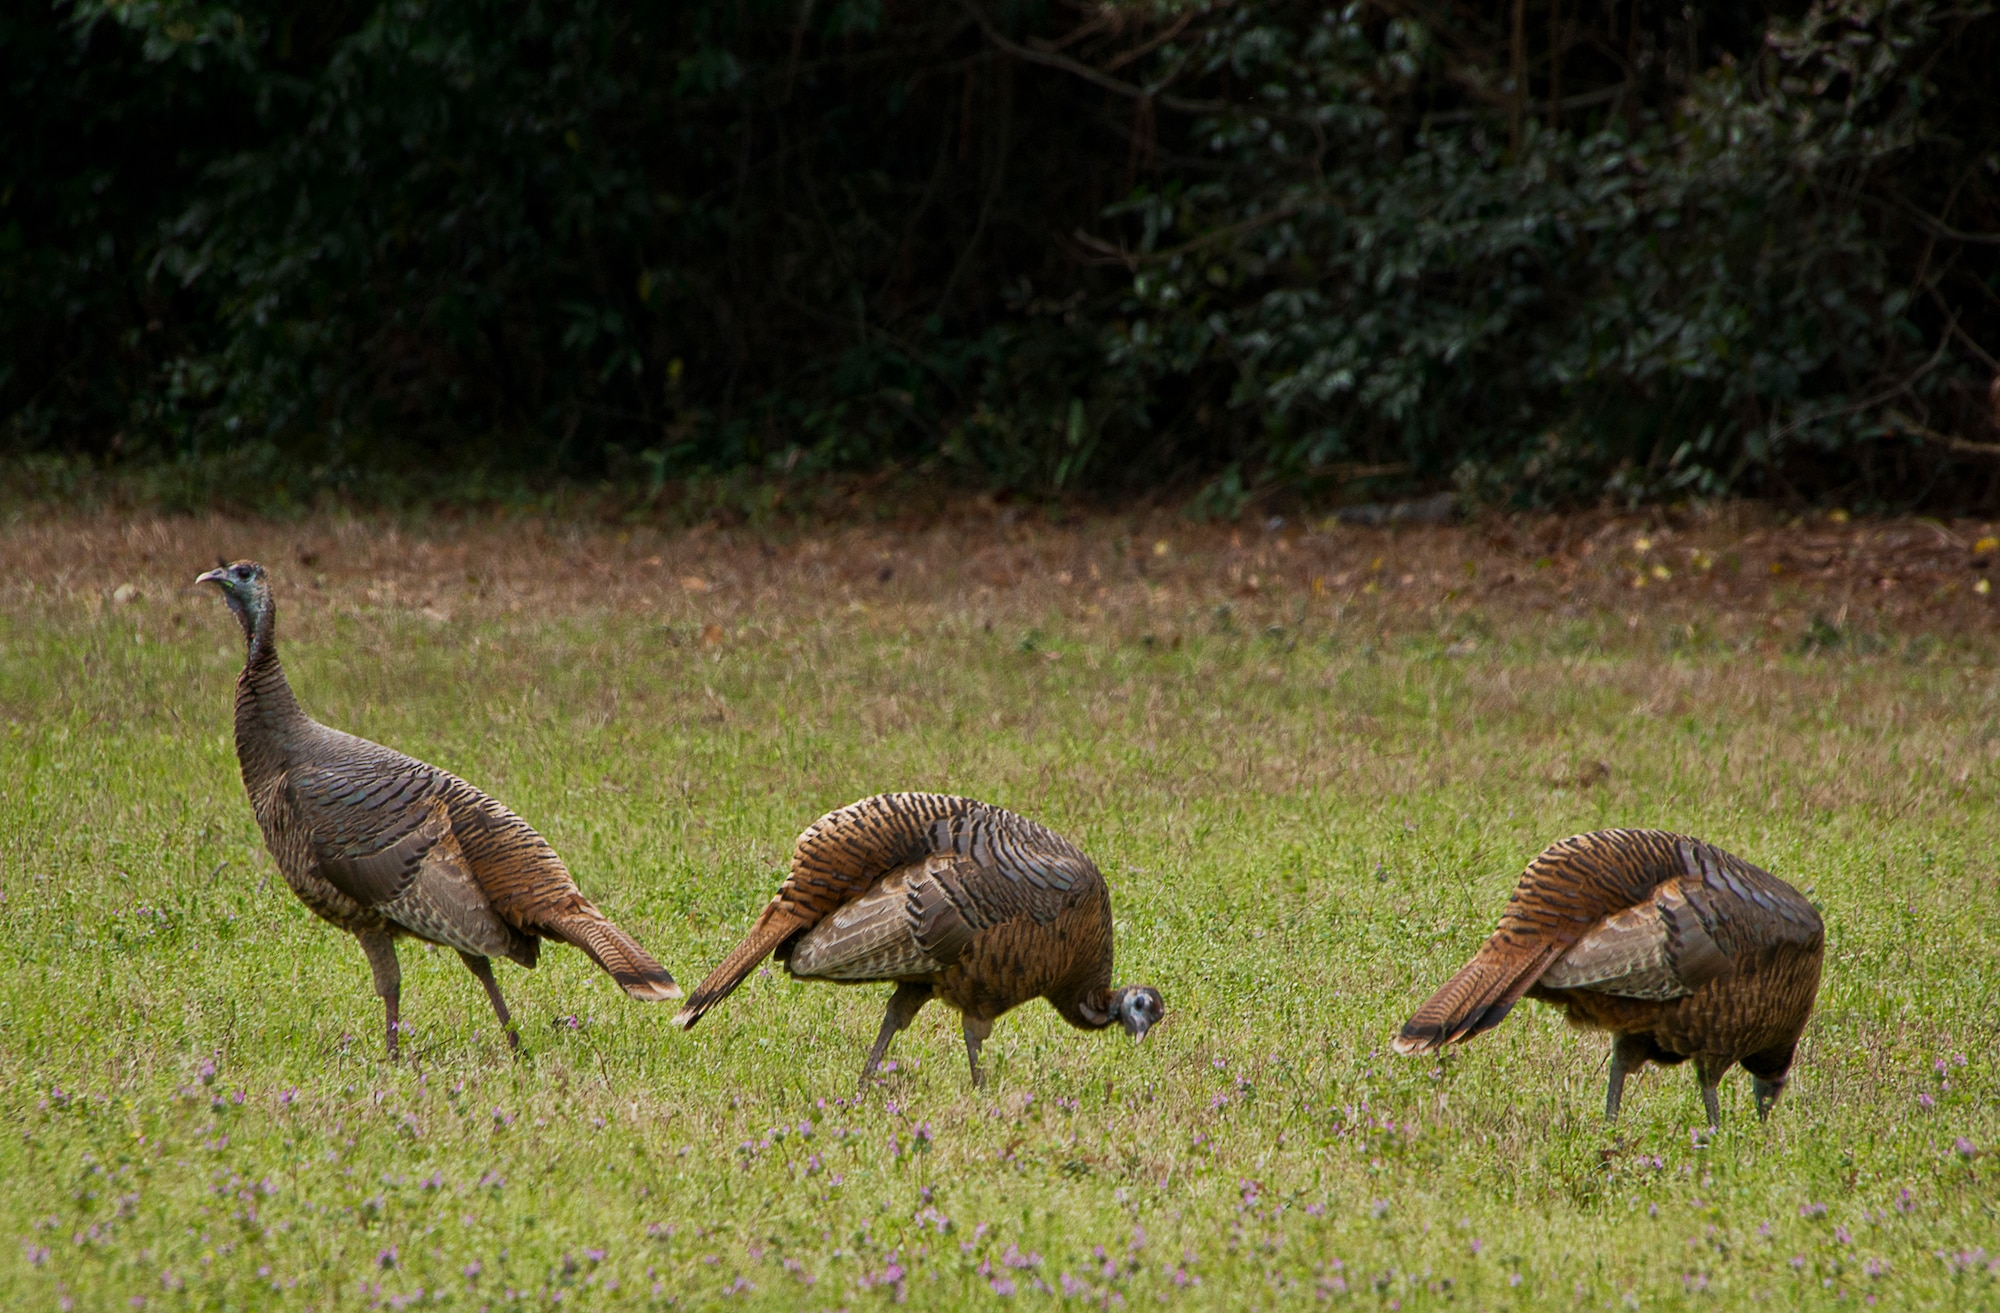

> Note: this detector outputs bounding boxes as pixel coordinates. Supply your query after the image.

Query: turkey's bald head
[1116,985,1165,1040]
[197,559,273,643]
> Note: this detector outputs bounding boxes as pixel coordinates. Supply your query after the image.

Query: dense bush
[3,0,1995,509]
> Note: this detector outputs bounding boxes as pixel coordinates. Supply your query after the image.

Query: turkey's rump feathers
[1394,830,1821,1055]
[1538,880,1732,998]
[674,793,1095,1027]
[786,851,1034,980]
[312,792,534,966]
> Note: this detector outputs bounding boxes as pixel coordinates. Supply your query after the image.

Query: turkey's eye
[235,566,251,579]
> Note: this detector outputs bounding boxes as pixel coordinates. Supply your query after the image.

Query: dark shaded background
[3,0,1995,511]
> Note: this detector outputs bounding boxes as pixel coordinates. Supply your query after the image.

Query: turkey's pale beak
[1132,1019,1153,1042]
[195,567,228,588]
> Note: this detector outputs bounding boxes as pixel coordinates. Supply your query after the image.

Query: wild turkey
[1393,830,1823,1126]
[197,560,678,1057]
[673,792,1164,1087]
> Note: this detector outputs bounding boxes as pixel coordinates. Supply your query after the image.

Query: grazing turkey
[1393,830,1823,1126]
[673,792,1163,1087]
[197,560,678,1057]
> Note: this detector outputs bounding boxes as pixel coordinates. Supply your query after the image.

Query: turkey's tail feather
[1393,942,1561,1055]
[673,904,809,1030]
[552,911,681,1001]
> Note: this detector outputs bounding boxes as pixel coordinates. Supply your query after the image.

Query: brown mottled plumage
[1394,829,1823,1126]
[674,793,1163,1087]
[198,560,677,1058]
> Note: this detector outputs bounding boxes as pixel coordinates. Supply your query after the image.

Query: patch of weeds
[1799,613,1845,654]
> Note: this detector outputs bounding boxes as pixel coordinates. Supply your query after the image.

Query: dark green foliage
[3,0,1995,508]
[1117,0,2000,510]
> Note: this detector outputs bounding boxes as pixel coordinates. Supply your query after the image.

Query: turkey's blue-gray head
[196,559,273,645]
[1116,985,1165,1040]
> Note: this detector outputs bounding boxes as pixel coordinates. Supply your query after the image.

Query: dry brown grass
[11,503,2000,649]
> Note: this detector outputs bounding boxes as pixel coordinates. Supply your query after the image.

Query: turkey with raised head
[1393,829,1823,1127]
[674,792,1163,1088]
[198,560,678,1057]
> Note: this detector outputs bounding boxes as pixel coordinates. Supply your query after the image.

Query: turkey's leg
[1605,1034,1649,1121]
[859,982,931,1090]
[358,930,402,1060]
[962,1013,995,1088]
[458,952,520,1052]
[1697,1060,1726,1129]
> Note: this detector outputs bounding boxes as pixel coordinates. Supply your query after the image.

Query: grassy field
[3,508,1998,1311]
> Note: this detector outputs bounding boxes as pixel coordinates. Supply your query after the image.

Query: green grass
[3,527,1998,1311]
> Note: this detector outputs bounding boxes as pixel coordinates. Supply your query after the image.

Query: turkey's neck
[1056,985,1120,1033]
[233,601,309,777]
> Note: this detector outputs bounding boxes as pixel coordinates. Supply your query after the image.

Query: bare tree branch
[1885,412,2000,457]
[958,0,1232,116]
[1884,199,2000,245]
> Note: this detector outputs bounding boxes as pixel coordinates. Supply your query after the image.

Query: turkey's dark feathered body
[1530,937,1825,1079]
[1395,829,1823,1121]
[675,793,1147,1083]
[678,793,1112,1023]
[781,850,1117,1030]
[210,563,676,1055]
